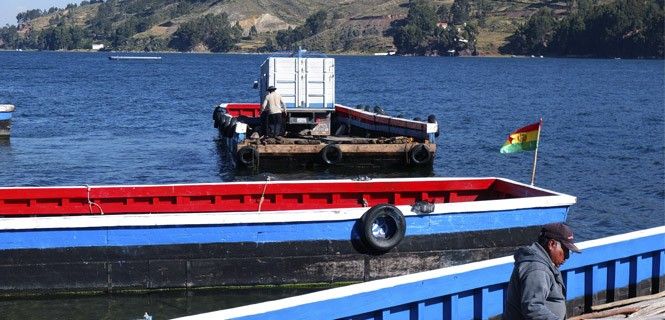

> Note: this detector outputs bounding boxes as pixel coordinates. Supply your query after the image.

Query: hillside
[2,0,655,56]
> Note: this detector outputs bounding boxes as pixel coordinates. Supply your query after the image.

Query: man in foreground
[504,223,582,319]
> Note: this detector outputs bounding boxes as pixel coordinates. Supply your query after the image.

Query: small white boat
[0,104,15,138]
[108,56,162,60]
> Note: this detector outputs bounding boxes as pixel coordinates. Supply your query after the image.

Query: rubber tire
[409,144,432,164]
[373,106,386,115]
[212,107,223,128]
[237,146,258,168]
[321,144,342,165]
[225,118,237,138]
[213,106,223,120]
[218,116,230,135]
[360,204,406,252]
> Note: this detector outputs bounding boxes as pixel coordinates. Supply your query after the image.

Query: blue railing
[175,226,665,320]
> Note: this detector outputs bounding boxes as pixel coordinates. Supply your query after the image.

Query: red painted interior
[0,179,553,216]
[225,103,262,117]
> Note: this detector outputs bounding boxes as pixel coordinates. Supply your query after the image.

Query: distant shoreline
[1,49,662,60]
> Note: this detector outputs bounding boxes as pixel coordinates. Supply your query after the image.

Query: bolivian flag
[500,121,541,154]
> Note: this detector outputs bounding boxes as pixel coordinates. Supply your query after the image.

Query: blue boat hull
[188,226,665,320]
[0,205,569,294]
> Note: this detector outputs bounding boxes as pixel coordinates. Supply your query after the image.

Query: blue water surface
[0,51,663,241]
[0,51,663,319]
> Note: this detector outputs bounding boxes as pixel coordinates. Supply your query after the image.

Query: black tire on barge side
[409,143,432,165]
[225,118,237,138]
[320,144,343,165]
[360,204,406,253]
[237,146,259,168]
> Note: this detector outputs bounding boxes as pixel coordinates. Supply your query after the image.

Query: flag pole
[530,118,543,185]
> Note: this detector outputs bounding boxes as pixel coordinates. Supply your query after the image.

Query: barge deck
[234,135,436,169]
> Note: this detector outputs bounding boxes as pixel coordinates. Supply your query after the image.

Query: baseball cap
[541,223,581,253]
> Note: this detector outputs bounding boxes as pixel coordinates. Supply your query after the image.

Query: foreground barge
[176,226,665,320]
[0,177,573,295]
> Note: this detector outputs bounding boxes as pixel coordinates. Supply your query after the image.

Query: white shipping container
[259,57,335,109]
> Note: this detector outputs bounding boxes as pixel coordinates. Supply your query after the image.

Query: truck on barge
[213,53,438,170]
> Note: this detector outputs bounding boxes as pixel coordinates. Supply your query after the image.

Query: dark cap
[541,223,581,253]
[267,86,276,91]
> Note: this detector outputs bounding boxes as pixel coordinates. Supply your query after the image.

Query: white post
[530,118,543,186]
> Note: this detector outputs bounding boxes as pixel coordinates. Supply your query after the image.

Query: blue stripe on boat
[0,207,567,250]
[0,113,12,120]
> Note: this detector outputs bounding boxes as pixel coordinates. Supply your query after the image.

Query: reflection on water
[0,287,322,320]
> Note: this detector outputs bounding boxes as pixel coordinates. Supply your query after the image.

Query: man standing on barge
[504,223,581,319]
[261,85,286,138]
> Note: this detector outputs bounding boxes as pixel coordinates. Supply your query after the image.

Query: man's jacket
[503,242,567,319]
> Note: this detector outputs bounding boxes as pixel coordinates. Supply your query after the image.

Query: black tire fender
[225,118,237,138]
[409,143,432,164]
[360,204,406,252]
[212,106,223,128]
[221,115,230,128]
[321,144,342,165]
[237,146,259,168]
[217,116,229,134]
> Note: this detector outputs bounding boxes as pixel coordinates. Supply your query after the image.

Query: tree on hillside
[169,14,241,52]
[450,0,471,24]
[272,10,329,50]
[391,0,474,55]
[16,9,44,24]
[38,25,89,50]
[393,0,437,54]
[501,0,664,58]
[406,0,438,34]
[437,5,450,21]
[500,8,556,55]
[0,26,19,49]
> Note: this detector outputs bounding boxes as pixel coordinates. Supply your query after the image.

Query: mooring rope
[85,184,104,215]
[257,176,271,213]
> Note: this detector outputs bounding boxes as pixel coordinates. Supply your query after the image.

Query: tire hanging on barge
[237,146,259,168]
[321,144,343,165]
[213,106,223,128]
[360,204,406,252]
[225,118,237,138]
[409,143,432,165]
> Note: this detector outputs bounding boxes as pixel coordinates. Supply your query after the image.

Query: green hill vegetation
[0,0,661,58]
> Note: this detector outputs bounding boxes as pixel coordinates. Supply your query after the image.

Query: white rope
[85,185,104,215]
[257,177,271,213]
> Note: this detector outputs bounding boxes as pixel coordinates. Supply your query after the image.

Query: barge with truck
[213,53,438,170]
[0,176,574,295]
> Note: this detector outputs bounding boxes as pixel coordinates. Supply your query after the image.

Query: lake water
[0,51,663,319]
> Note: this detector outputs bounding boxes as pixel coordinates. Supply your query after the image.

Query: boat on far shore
[108,56,162,60]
